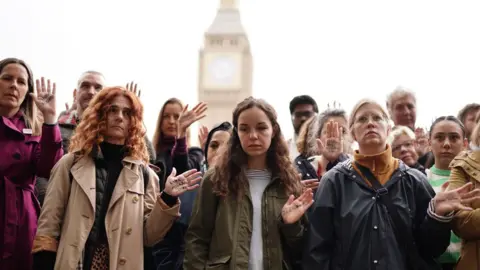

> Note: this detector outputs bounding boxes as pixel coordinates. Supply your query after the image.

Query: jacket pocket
[205,255,231,270]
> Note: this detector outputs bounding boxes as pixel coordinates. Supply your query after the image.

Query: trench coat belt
[1,175,35,258]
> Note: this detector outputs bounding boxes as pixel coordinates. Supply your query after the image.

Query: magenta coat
[0,112,63,270]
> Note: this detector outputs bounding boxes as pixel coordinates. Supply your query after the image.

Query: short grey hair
[387,125,416,146]
[77,70,105,87]
[386,85,416,116]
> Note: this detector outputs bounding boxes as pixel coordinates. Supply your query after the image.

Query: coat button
[372,197,376,200]
[119,258,127,265]
[306,173,310,177]
[373,260,378,264]
[132,196,139,203]
[373,225,378,230]
[297,161,301,165]
[126,228,132,235]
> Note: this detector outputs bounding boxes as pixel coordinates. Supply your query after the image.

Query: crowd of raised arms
[1,57,480,270]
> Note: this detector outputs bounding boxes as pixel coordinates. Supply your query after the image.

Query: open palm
[178,102,208,132]
[435,182,480,215]
[31,77,57,124]
[281,188,314,224]
[164,168,202,197]
[317,120,344,161]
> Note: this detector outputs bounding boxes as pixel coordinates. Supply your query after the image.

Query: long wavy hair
[0,58,42,135]
[69,86,149,163]
[211,97,303,197]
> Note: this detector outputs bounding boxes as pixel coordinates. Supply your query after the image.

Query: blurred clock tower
[198,0,253,131]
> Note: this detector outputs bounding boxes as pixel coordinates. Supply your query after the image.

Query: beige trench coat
[32,152,180,270]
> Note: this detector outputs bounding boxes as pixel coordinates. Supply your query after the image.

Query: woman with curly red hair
[184,97,313,270]
[32,87,201,269]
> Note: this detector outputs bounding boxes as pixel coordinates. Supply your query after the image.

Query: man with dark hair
[457,103,480,142]
[288,95,318,160]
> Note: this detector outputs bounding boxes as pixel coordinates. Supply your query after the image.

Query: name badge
[22,128,32,135]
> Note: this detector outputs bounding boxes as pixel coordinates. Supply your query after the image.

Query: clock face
[209,57,236,84]
[202,53,242,90]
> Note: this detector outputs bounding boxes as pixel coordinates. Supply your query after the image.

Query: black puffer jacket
[303,160,450,270]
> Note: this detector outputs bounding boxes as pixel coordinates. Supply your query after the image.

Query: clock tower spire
[197,0,253,132]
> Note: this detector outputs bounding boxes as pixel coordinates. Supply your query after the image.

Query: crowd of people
[1,56,480,270]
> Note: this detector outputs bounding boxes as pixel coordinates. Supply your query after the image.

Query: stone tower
[197,0,253,130]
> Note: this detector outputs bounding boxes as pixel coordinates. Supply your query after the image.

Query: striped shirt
[426,165,461,264]
[246,169,272,270]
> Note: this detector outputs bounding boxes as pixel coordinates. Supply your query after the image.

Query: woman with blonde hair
[0,58,63,270]
[32,87,201,269]
[304,98,479,270]
[387,125,426,174]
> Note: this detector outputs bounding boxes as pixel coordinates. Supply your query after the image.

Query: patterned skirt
[91,242,109,270]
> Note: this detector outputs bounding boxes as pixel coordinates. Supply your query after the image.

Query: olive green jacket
[184,172,305,270]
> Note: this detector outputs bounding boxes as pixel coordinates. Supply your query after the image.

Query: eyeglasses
[392,140,415,153]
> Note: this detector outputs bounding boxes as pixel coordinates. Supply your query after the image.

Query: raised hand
[434,182,480,215]
[164,168,202,197]
[414,127,429,157]
[198,125,209,150]
[178,102,208,134]
[317,120,344,161]
[281,188,314,224]
[64,91,77,113]
[126,81,141,98]
[32,77,57,124]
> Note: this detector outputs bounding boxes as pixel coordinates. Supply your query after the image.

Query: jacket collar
[337,159,408,189]
[70,151,145,212]
[353,145,395,175]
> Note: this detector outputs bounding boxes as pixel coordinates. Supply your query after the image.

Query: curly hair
[211,97,303,198]
[296,116,315,156]
[69,86,148,163]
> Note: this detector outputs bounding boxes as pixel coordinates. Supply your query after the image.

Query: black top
[97,142,126,241]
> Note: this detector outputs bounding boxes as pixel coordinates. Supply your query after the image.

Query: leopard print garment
[91,243,109,270]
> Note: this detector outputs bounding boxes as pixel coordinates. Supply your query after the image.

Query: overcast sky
[2,0,479,144]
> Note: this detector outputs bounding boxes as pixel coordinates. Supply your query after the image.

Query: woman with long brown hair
[184,97,313,270]
[32,87,201,269]
[0,58,63,270]
[150,98,207,269]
